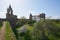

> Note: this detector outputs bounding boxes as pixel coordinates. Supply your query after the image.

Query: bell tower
[7,5,13,14]
[6,5,17,28]
[6,5,13,19]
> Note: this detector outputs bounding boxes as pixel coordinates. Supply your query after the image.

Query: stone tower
[6,5,13,19]
[39,13,45,19]
[6,5,17,28]
[29,13,45,21]
[29,13,32,20]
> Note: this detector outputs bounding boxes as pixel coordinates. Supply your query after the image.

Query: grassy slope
[17,24,33,32]
[5,21,17,40]
[0,25,1,28]
[17,24,33,40]
[0,26,1,29]
[0,27,1,30]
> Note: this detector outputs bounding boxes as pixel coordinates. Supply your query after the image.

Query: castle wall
[0,19,6,26]
[29,13,46,21]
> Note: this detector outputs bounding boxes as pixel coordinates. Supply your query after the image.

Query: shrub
[31,19,60,40]
[16,19,28,28]
[27,20,36,26]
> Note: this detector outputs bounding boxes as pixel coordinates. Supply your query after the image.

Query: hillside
[16,19,60,40]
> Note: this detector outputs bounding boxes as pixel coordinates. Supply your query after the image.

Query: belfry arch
[7,5,13,15]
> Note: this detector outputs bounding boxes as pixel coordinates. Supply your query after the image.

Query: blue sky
[0,0,60,19]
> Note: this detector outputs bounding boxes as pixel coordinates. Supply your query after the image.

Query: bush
[27,20,36,26]
[31,19,60,40]
[16,19,28,28]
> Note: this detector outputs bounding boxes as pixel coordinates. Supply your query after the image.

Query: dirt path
[0,22,6,40]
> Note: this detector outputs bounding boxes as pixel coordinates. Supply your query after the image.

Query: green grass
[26,24,34,31]
[0,26,1,29]
[17,24,34,32]
[0,25,2,30]
[5,21,17,40]
[17,24,33,40]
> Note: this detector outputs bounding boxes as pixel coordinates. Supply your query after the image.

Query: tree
[27,20,36,26]
[16,17,28,28]
[31,19,60,40]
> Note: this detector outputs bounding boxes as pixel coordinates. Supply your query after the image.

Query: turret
[29,13,32,20]
[40,13,45,19]
[6,5,13,19]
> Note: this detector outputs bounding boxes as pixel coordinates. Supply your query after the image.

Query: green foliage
[0,23,2,29]
[0,26,1,29]
[16,19,60,40]
[27,20,36,26]
[24,30,32,40]
[16,19,36,28]
[31,19,60,40]
[0,23,2,26]
[16,19,28,28]
[17,25,33,40]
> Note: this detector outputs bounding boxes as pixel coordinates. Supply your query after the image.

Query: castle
[0,5,60,28]
[29,13,45,21]
[6,5,17,28]
[0,5,46,28]
[0,5,17,28]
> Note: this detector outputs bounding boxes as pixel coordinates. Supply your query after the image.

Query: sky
[0,0,60,19]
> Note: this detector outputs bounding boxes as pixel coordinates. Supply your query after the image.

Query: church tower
[6,5,13,19]
[6,5,17,28]
[29,13,32,20]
